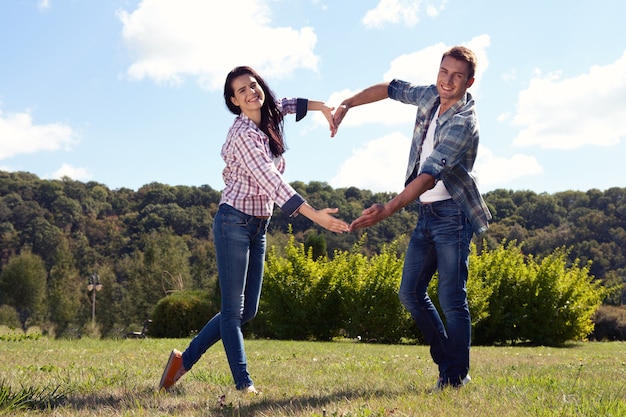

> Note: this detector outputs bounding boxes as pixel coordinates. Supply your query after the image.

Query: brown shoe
[158,349,186,391]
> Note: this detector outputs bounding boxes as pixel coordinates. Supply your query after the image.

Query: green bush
[591,305,626,341]
[150,290,218,338]
[471,242,605,345]
[467,241,529,345]
[153,236,606,346]
[519,248,602,344]
[0,305,21,328]
[340,239,414,343]
[253,234,345,341]
[254,234,413,343]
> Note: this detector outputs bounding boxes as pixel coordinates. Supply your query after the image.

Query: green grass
[0,334,625,416]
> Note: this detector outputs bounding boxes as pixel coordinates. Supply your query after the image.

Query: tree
[304,232,327,260]
[22,216,63,270]
[47,238,83,337]
[0,250,47,329]
[188,239,218,292]
[136,182,177,209]
[124,230,192,322]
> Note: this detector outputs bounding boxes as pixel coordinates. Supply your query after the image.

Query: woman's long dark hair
[224,66,286,156]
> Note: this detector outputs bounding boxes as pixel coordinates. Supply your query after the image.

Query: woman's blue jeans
[398,199,473,386]
[181,204,268,390]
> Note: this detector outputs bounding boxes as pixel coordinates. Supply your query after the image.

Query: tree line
[0,170,624,338]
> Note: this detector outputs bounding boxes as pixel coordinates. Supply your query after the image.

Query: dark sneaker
[158,349,186,391]
[432,374,471,392]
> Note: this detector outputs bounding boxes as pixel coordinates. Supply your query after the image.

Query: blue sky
[1,0,625,195]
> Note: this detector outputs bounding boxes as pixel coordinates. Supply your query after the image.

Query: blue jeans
[398,199,473,386]
[181,204,268,390]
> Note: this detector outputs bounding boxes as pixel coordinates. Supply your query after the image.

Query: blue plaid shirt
[388,80,492,235]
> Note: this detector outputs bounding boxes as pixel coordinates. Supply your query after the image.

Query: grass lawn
[1,332,625,416]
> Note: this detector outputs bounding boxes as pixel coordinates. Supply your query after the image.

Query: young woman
[159,66,349,394]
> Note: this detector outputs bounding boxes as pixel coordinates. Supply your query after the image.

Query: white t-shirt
[419,106,452,203]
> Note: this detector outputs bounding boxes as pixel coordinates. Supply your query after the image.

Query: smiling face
[436,55,475,110]
[229,73,265,119]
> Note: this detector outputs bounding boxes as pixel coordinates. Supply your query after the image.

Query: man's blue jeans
[399,199,473,386]
[181,204,268,390]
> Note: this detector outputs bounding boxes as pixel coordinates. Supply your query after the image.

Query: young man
[332,46,491,389]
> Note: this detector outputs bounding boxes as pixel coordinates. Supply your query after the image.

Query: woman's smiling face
[229,74,265,115]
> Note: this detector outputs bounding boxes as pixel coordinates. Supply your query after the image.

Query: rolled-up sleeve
[296,98,309,121]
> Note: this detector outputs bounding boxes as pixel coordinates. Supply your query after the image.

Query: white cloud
[473,146,542,188]
[0,109,79,159]
[384,42,449,85]
[501,68,517,83]
[117,0,319,90]
[38,0,50,11]
[497,112,511,123]
[362,0,447,28]
[50,163,91,182]
[330,132,409,193]
[512,51,626,149]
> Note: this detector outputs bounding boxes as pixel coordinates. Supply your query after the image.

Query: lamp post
[87,273,103,325]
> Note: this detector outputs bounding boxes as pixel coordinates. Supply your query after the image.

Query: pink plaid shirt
[219,98,305,217]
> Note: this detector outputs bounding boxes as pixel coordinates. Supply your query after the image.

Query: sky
[1,0,625,196]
